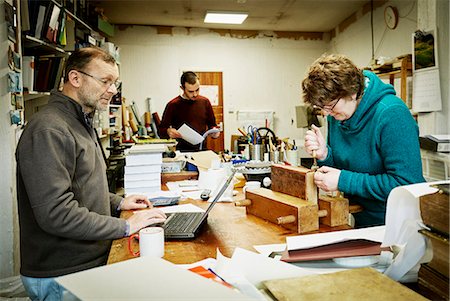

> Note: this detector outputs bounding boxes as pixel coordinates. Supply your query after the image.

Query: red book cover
[280,239,383,262]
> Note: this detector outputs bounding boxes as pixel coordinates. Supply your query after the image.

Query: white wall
[111,27,328,148]
[330,0,418,67]
[330,0,449,135]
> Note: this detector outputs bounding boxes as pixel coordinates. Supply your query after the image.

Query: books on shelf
[20,0,31,33]
[44,3,61,42]
[419,183,449,235]
[419,229,449,278]
[63,17,75,50]
[417,183,449,300]
[23,0,94,48]
[34,4,46,39]
[418,263,449,300]
[22,56,34,91]
[33,55,65,92]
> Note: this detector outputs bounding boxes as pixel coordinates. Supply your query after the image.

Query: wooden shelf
[22,35,66,55]
[23,91,51,101]
[376,55,412,105]
[49,0,94,32]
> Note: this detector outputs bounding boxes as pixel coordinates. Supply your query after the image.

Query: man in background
[16,47,166,300]
[158,71,220,151]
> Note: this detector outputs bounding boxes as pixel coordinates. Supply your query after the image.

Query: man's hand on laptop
[127,209,167,234]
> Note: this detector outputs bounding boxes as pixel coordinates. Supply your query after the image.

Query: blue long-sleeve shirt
[319,71,425,227]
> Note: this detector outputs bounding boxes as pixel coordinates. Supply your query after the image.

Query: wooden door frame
[195,71,224,153]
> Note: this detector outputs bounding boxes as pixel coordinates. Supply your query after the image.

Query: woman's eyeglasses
[313,98,340,113]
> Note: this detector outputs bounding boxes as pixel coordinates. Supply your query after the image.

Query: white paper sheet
[165,181,202,200]
[222,248,315,288]
[382,181,443,246]
[56,257,252,300]
[159,203,205,214]
[177,257,217,270]
[428,134,450,141]
[177,249,267,301]
[253,244,286,257]
[177,123,203,145]
[412,69,442,112]
[203,128,220,138]
[382,180,449,281]
[286,226,385,251]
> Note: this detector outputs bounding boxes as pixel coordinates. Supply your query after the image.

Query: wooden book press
[235,164,354,233]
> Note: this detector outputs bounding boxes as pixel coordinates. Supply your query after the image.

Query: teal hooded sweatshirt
[320,70,425,227]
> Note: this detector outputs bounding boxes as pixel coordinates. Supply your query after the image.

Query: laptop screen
[204,169,237,216]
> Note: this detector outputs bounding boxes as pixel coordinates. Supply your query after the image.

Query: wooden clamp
[242,188,319,233]
[237,164,352,233]
[318,195,349,227]
[270,164,317,203]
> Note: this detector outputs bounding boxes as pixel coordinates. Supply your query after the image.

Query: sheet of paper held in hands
[177,123,220,145]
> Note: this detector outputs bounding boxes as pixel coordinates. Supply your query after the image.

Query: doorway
[195,71,224,152]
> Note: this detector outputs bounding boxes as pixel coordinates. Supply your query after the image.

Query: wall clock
[384,6,399,30]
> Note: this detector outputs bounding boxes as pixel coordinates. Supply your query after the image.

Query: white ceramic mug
[128,227,164,258]
[243,181,261,195]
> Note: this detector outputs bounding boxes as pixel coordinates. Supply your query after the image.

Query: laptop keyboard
[164,212,205,233]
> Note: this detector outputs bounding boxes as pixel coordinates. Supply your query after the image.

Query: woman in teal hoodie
[302,54,425,228]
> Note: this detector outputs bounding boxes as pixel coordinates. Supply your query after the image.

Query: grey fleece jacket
[16,90,126,278]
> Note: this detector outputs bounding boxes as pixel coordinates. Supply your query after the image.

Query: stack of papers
[124,144,164,195]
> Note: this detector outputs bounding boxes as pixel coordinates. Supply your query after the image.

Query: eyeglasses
[77,70,122,90]
[313,98,340,113]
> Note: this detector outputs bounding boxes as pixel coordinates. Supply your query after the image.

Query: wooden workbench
[107,192,350,265]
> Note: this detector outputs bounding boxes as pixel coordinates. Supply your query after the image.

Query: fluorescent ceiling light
[204,11,248,24]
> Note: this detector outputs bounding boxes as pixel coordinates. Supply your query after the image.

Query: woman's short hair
[301,54,365,107]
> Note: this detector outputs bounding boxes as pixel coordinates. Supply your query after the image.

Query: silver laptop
[162,169,236,239]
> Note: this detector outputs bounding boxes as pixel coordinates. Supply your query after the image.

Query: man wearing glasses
[302,54,424,228]
[16,47,166,300]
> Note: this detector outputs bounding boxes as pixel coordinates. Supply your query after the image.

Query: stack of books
[124,144,165,196]
[418,183,449,300]
[280,226,386,263]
